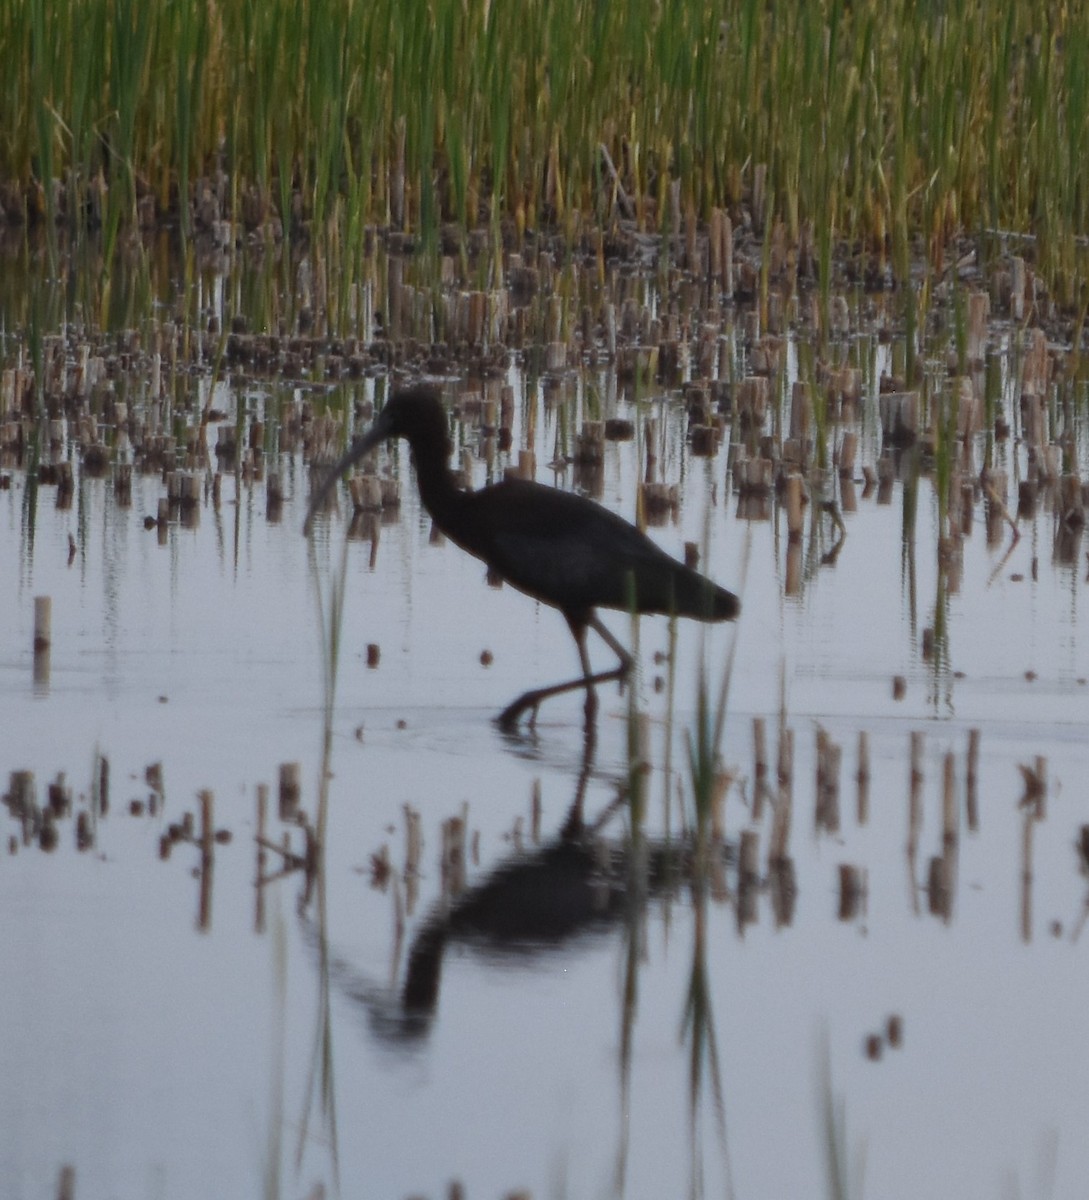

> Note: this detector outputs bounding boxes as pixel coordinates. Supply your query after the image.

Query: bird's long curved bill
[302,426,385,535]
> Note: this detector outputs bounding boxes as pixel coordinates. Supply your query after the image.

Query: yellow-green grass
[3,1,1087,296]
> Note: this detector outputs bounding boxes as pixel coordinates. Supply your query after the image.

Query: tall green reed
[5,0,1089,305]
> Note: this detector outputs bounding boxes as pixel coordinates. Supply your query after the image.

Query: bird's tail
[634,565,740,622]
[691,577,741,621]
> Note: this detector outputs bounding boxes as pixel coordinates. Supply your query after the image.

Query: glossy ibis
[304,387,740,728]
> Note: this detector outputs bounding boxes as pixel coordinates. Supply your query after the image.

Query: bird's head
[303,387,450,534]
[370,387,451,447]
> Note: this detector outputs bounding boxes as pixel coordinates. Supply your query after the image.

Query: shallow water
[2,260,1089,1200]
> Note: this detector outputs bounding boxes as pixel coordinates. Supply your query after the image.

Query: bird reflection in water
[292,721,744,1191]
[297,724,726,1046]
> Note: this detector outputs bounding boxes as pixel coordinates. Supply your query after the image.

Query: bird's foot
[496,694,536,733]
[498,674,610,733]
[496,707,520,733]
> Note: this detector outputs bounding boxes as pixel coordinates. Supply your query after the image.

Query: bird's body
[305,388,739,727]
[420,472,737,624]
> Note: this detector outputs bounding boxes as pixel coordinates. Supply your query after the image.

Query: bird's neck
[409,434,469,533]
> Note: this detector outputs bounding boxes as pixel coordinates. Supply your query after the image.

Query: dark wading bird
[303,387,740,729]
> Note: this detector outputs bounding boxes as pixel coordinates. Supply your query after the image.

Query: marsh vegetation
[3,4,1089,1198]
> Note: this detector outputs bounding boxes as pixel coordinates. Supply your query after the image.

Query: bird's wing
[475,480,684,615]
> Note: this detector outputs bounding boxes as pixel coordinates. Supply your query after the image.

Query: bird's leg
[574,620,599,724]
[586,613,635,678]
[495,612,633,731]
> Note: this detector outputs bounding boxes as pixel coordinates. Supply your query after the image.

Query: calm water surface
[1,298,1088,1198]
